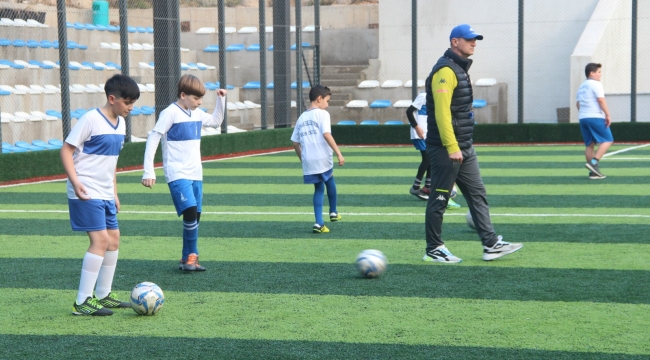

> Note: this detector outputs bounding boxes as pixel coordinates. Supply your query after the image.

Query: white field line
[1,209,650,218]
[603,143,650,158]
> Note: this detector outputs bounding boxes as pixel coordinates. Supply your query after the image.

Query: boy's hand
[73,181,90,200]
[415,125,425,139]
[605,116,611,128]
[337,155,345,166]
[217,89,227,97]
[114,195,121,213]
[142,178,156,188]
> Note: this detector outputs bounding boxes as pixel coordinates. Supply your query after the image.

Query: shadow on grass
[1,258,647,304]
[0,335,647,360]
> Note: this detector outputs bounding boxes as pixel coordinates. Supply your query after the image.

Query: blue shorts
[579,118,614,146]
[68,199,118,232]
[168,179,203,216]
[412,139,426,151]
[304,168,333,184]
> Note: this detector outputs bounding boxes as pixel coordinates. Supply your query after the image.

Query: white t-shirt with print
[576,79,605,119]
[290,108,333,175]
[410,92,428,140]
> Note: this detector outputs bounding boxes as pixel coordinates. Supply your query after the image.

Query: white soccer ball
[130,282,165,316]
[466,210,476,230]
[355,249,387,278]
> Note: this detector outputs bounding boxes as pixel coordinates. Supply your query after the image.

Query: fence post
[259,0,267,129]
[631,0,637,122]
[218,0,228,133]
[57,0,71,139]
[296,0,303,115]
[153,0,181,121]
[119,0,131,141]
[411,0,417,101]
[314,0,321,85]
[273,0,291,128]
[517,0,524,123]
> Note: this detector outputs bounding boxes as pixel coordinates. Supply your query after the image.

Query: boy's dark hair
[104,74,140,100]
[177,74,206,98]
[309,84,331,102]
[585,63,602,78]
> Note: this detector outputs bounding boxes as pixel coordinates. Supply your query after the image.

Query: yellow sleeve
[431,67,459,154]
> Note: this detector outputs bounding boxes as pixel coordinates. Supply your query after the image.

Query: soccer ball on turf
[466,211,476,230]
[130,282,165,315]
[355,249,387,278]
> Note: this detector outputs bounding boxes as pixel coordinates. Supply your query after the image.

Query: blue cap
[449,24,483,41]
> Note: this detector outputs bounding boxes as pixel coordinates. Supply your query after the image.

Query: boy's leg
[585,142,595,163]
[76,233,106,305]
[313,181,325,226]
[324,176,338,216]
[594,141,613,160]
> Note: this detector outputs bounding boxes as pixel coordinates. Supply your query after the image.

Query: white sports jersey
[65,108,125,200]
[290,108,333,175]
[410,92,428,140]
[576,79,605,119]
[143,97,225,183]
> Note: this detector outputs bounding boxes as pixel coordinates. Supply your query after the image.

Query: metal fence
[0,0,647,153]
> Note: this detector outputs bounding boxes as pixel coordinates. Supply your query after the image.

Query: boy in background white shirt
[576,62,613,179]
[291,85,345,233]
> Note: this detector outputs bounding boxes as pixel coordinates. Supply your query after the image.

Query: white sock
[76,252,104,305]
[95,250,119,299]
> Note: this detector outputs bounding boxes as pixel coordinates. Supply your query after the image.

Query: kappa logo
[180,193,188,203]
[436,195,446,201]
[439,78,446,84]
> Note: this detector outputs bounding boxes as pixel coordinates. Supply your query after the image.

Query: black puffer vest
[425,49,474,149]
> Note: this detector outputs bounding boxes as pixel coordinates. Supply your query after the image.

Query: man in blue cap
[422,24,523,263]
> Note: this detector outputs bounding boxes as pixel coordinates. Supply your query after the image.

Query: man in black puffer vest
[422,24,523,263]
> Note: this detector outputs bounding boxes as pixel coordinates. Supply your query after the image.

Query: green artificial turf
[0,145,648,359]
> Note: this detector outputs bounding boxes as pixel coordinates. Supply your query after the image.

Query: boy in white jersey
[61,74,140,316]
[141,74,226,271]
[576,62,613,179]
[406,92,461,209]
[291,85,345,233]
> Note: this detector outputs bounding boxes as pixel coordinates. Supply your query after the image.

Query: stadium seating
[384,120,404,125]
[392,100,412,108]
[369,100,392,108]
[243,101,261,109]
[15,141,45,151]
[360,120,380,125]
[2,142,29,153]
[358,80,379,88]
[303,25,316,32]
[337,120,356,125]
[472,99,487,108]
[475,78,497,86]
[49,139,64,147]
[265,26,273,33]
[266,82,274,89]
[403,79,425,88]
[203,45,219,52]
[346,100,368,108]
[381,80,402,88]
[243,81,261,89]
[238,27,257,33]
[32,140,59,150]
[246,44,261,51]
[290,42,311,50]
[196,27,215,34]
[291,81,310,89]
[226,44,245,52]
[14,60,39,69]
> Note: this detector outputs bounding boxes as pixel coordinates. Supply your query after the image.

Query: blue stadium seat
[107,25,119,32]
[128,26,137,33]
[81,61,103,70]
[2,142,29,153]
[0,89,10,96]
[290,42,311,50]
[291,81,310,89]
[46,110,62,119]
[32,140,59,150]
[105,61,122,70]
[246,44,260,51]
[473,99,487,108]
[180,63,189,70]
[243,81,261,89]
[205,82,218,90]
[39,40,54,48]
[48,139,64,147]
[266,82,274,89]
[130,107,142,116]
[26,40,39,48]
[384,120,404,125]
[141,106,155,115]
[146,27,154,33]
[369,100,392,108]
[214,82,235,90]
[85,23,96,30]
[73,22,85,30]
[188,62,207,70]
[203,45,219,52]
[0,38,10,46]
[360,120,380,125]
[96,24,107,31]
[66,22,73,28]
[225,44,245,52]
[337,120,356,125]
[15,141,45,151]
[12,39,26,47]
[268,45,274,51]
[136,26,147,33]
[0,60,24,69]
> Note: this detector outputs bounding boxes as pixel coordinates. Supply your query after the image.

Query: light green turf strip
[0,289,647,355]
[2,236,648,271]
[3,210,650,225]
[218,155,591,163]
[4,182,647,196]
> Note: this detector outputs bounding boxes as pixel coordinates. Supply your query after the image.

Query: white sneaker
[423,245,462,263]
[483,236,523,261]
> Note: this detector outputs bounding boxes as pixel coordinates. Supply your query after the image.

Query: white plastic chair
[31,85,55,94]
[303,25,316,32]
[346,100,369,108]
[0,85,25,94]
[197,62,215,70]
[475,78,497,86]
[238,27,257,34]
[0,18,15,26]
[14,60,39,69]
[15,85,40,94]
[137,84,148,93]
[42,61,60,69]
[1,112,17,122]
[180,47,190,52]
[226,102,237,111]
[145,83,155,92]
[15,112,41,121]
[404,79,425,88]
[110,42,121,49]
[358,80,379,89]
[195,27,215,34]
[381,80,403,88]
[142,43,154,50]
[44,84,61,93]
[393,100,413,108]
[70,61,91,70]
[139,62,154,69]
[100,42,113,49]
[32,111,58,121]
[27,19,47,27]
[131,43,143,51]
[234,102,247,110]
[86,84,103,92]
[265,26,273,33]
[243,100,261,109]
[13,19,27,27]
[68,84,85,93]
[98,62,116,70]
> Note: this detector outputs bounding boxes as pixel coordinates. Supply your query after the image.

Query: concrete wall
[379,0,602,123]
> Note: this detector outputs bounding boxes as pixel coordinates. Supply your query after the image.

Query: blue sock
[324,176,337,214]
[313,182,325,225]
[183,220,199,260]
[591,158,599,165]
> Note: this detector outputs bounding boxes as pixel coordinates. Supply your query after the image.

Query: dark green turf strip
[0,218,647,244]
[200,161,649,169]
[0,335,645,360]
[1,192,649,208]
[114,174,650,185]
[344,150,596,157]
[0,258,647,304]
